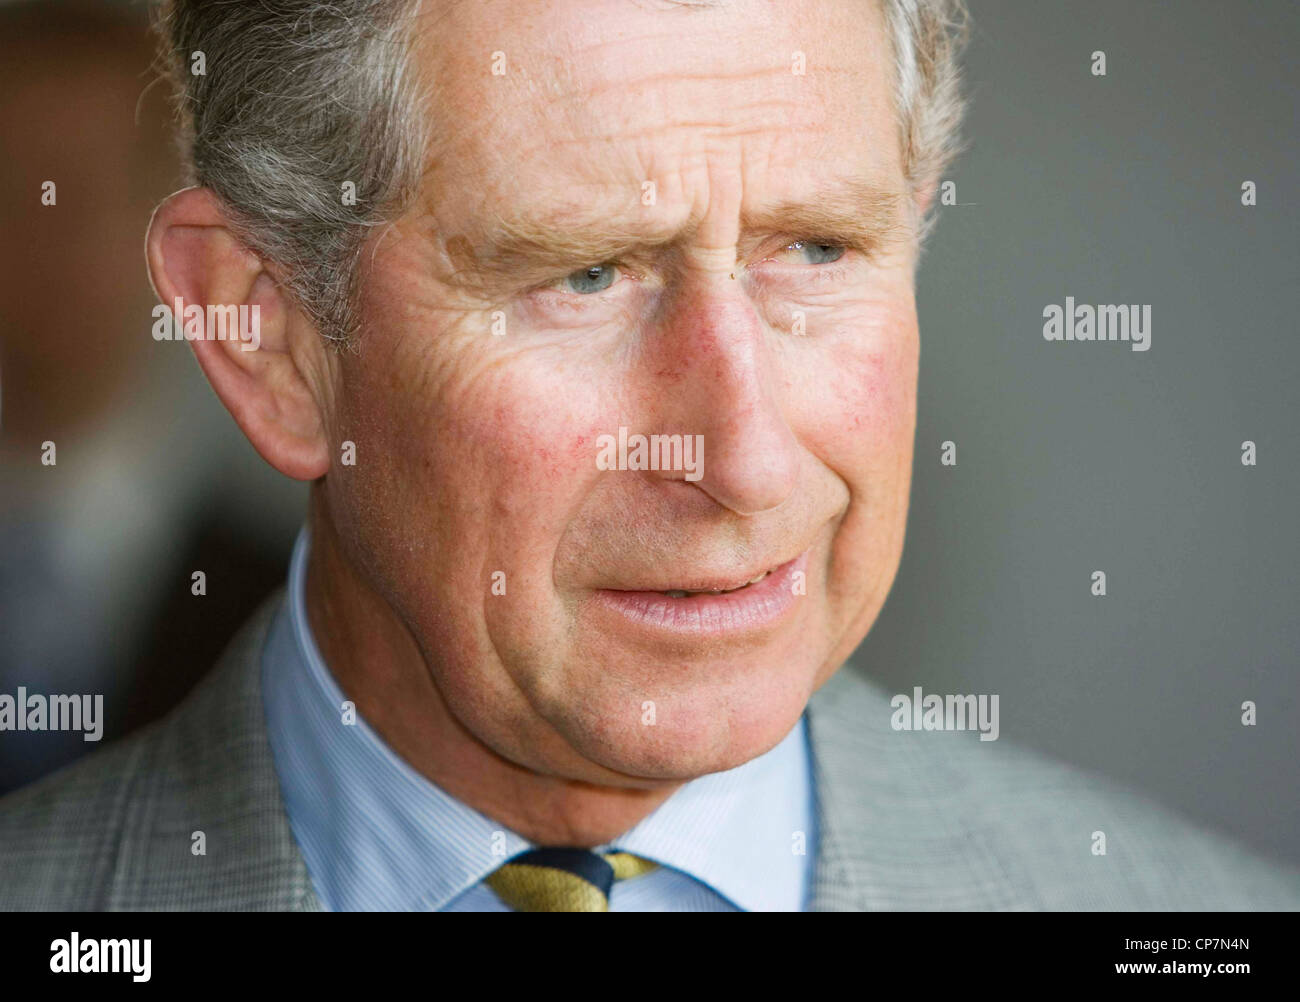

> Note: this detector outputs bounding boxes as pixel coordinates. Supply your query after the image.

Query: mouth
[658,569,774,599]
[611,558,791,598]
[591,551,808,638]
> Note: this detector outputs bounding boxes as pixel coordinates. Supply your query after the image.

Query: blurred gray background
[860,0,1299,865]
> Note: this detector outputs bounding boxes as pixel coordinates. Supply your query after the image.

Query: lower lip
[592,551,808,638]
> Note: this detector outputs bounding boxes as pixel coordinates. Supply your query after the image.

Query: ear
[145,187,331,481]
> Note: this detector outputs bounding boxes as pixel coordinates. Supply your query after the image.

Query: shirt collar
[264,526,813,911]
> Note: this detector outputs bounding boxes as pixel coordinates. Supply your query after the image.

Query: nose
[638,279,801,516]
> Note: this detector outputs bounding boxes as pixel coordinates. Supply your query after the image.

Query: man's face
[322,0,918,784]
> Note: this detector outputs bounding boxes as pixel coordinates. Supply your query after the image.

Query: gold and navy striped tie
[485,848,659,912]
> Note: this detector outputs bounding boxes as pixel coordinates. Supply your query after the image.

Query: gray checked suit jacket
[1,591,1297,910]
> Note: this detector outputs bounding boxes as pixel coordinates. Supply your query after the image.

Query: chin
[542,643,826,782]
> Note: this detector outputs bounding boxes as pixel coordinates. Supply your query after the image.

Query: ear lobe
[145,186,332,481]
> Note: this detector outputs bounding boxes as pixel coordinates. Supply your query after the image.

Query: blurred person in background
[0,0,301,793]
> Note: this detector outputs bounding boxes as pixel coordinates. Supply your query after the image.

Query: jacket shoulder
[807,664,1300,910]
[0,715,166,909]
[0,591,314,911]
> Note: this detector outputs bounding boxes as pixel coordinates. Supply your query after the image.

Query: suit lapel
[804,664,1031,911]
[109,589,322,911]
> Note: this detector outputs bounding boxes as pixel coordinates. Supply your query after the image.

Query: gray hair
[881,0,970,238]
[155,0,969,344]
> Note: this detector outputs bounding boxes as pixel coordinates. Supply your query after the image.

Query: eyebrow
[744,179,911,254]
[451,177,911,283]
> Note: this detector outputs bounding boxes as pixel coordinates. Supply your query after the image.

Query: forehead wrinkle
[507,113,822,163]
[565,62,806,101]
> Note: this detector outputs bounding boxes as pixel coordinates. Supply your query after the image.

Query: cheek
[792,299,919,474]
[349,339,619,585]
[445,368,608,552]
[797,300,918,614]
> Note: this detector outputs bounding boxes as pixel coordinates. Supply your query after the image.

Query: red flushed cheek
[444,367,617,519]
[820,324,917,444]
[833,352,889,433]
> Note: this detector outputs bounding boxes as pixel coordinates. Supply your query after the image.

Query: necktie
[484,847,659,912]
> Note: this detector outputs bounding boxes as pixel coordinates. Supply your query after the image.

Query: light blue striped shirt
[262,528,816,911]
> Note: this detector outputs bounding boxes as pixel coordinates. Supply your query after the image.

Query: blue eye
[789,241,845,265]
[564,263,618,293]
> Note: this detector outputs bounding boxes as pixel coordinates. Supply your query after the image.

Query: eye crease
[551,240,848,296]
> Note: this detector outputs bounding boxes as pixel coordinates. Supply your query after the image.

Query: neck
[302,493,678,847]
